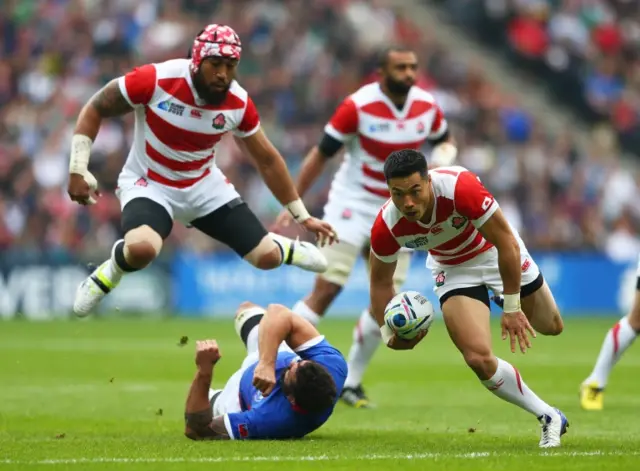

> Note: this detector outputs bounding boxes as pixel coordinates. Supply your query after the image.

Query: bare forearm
[184,368,214,439]
[497,240,521,295]
[296,147,327,197]
[371,282,395,327]
[74,79,132,140]
[258,307,292,366]
[256,154,300,206]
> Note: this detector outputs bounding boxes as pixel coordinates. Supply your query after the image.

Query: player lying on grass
[184,302,347,440]
[368,149,569,448]
[580,254,640,410]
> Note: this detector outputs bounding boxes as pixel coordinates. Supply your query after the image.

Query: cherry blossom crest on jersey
[190,24,242,73]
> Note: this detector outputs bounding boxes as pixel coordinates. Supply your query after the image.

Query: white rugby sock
[482,358,554,418]
[270,233,292,266]
[586,317,638,388]
[345,309,381,388]
[292,301,322,326]
[97,240,128,285]
[101,259,124,284]
[246,326,260,356]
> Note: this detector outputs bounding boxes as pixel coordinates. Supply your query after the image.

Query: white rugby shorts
[116,166,239,225]
[429,240,540,302]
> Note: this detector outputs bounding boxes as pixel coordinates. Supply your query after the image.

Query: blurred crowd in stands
[1,0,639,261]
[439,0,640,153]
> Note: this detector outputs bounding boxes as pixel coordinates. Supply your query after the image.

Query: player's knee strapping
[116,226,163,271]
[240,312,264,347]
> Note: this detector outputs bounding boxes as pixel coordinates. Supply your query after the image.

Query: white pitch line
[1,450,639,465]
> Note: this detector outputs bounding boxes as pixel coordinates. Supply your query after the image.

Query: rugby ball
[384,291,435,340]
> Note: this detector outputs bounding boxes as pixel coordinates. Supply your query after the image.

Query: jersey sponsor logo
[190,109,203,119]
[396,121,405,130]
[157,100,185,116]
[435,271,446,287]
[341,208,352,220]
[238,423,249,438]
[521,258,531,272]
[405,235,429,249]
[450,216,467,229]
[430,225,443,235]
[134,177,148,187]
[253,390,264,403]
[212,113,227,130]
[368,122,391,133]
[417,121,425,134]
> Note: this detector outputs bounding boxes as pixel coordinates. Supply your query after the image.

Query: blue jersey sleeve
[225,408,299,440]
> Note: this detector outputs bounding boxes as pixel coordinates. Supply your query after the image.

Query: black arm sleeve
[318,133,344,158]
[426,129,450,147]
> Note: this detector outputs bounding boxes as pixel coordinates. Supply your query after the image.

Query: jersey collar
[377,83,414,120]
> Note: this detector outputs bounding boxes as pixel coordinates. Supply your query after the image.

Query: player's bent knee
[244,236,280,270]
[462,350,496,379]
[547,313,564,336]
[535,309,564,336]
[236,301,258,316]
[124,225,162,269]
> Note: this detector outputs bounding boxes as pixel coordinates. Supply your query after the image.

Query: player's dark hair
[377,45,415,68]
[384,149,428,181]
[285,361,337,414]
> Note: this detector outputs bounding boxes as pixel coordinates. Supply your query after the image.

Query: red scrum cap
[189,24,242,74]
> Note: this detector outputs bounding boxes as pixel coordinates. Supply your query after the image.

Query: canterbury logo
[487,379,504,391]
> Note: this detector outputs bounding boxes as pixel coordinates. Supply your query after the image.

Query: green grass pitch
[1,316,639,471]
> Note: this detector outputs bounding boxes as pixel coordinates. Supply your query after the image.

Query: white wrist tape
[503,293,521,313]
[431,142,458,167]
[286,198,311,223]
[380,324,394,345]
[69,135,93,175]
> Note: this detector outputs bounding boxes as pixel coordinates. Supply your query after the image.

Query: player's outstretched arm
[240,130,337,243]
[477,209,521,299]
[478,209,535,353]
[74,79,134,141]
[369,252,397,328]
[184,340,230,440]
[240,129,305,212]
[68,79,135,205]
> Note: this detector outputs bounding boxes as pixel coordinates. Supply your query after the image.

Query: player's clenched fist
[67,173,100,205]
[252,361,276,396]
[195,340,221,368]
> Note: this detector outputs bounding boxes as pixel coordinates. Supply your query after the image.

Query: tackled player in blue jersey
[184,301,348,440]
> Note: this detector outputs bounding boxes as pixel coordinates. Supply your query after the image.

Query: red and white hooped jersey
[324,82,447,218]
[370,167,500,266]
[116,59,260,189]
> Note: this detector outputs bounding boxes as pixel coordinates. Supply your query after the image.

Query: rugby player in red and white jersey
[369,149,569,448]
[274,46,457,407]
[580,256,640,410]
[66,24,336,317]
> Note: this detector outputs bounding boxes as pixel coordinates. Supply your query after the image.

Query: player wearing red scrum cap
[67,24,337,317]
